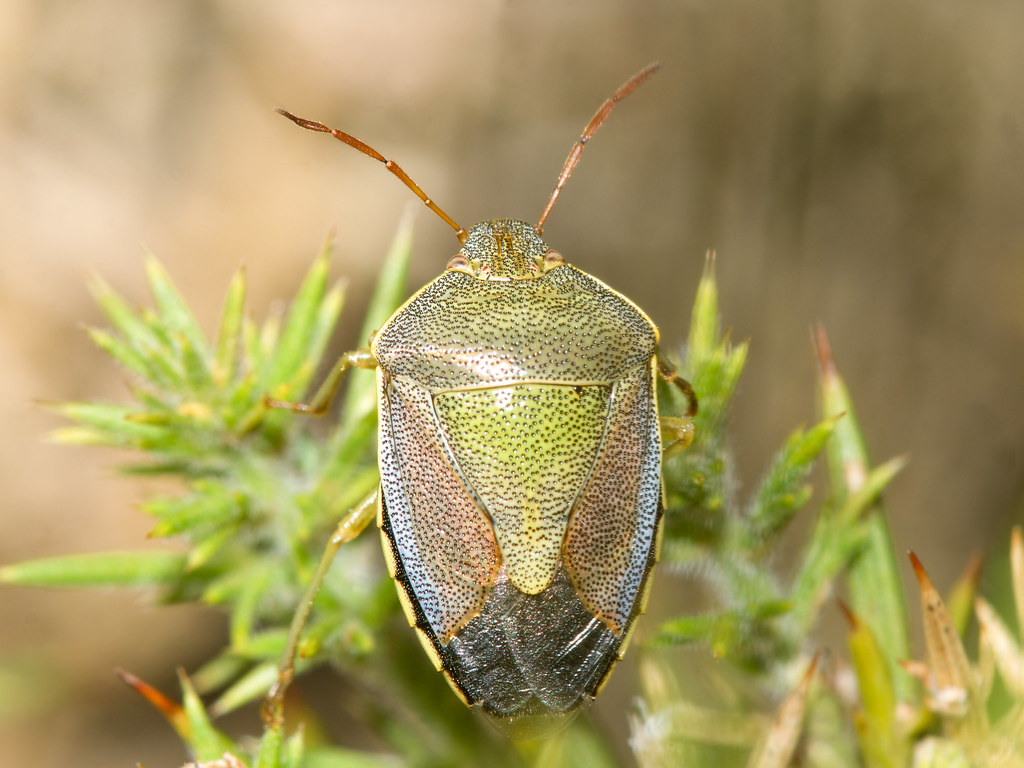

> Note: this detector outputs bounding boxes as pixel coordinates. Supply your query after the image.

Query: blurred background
[1,1,1022,765]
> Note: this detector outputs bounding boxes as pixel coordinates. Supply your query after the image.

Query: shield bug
[264,62,697,739]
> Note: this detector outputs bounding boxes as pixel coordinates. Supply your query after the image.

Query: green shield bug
[264,62,697,739]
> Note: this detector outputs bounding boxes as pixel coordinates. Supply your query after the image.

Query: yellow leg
[656,352,696,460]
[265,348,377,415]
[262,488,379,729]
[661,416,695,460]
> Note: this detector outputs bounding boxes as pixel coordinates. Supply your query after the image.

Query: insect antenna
[276,109,468,244]
[535,62,662,235]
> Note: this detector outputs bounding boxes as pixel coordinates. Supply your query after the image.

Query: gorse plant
[2,216,1022,768]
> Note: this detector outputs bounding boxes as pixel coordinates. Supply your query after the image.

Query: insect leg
[660,416,696,459]
[265,348,377,415]
[656,353,698,417]
[262,488,379,729]
[656,353,697,459]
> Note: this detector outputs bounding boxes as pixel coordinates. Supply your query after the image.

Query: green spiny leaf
[679,252,748,431]
[265,243,337,391]
[0,550,186,588]
[145,482,244,538]
[255,719,284,768]
[836,456,908,528]
[281,730,306,768]
[186,522,241,569]
[816,326,911,700]
[179,669,236,761]
[840,602,906,768]
[238,629,289,659]
[230,563,274,651]
[48,401,167,447]
[242,314,268,376]
[687,251,719,367]
[85,326,158,382]
[179,330,214,391]
[790,458,907,633]
[215,266,247,386]
[191,653,249,695]
[693,339,747,431]
[145,256,213,365]
[211,661,281,716]
[945,553,984,639]
[88,270,175,369]
[746,415,840,547]
[652,601,791,660]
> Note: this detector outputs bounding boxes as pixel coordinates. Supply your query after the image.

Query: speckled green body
[372,219,664,737]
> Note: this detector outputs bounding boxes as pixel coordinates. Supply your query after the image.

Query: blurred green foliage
[2,219,1021,768]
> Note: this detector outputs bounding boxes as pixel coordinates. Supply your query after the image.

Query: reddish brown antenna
[535,62,662,235]
[276,109,468,245]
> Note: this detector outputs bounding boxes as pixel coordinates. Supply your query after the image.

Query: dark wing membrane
[378,376,501,641]
[440,568,620,739]
[563,361,662,632]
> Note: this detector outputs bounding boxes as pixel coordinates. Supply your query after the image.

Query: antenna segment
[535,62,661,234]
[276,109,468,244]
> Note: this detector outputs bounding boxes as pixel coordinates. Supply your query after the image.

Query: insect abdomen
[379,497,631,740]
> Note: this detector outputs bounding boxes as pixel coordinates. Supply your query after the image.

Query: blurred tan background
[2,1,1023,765]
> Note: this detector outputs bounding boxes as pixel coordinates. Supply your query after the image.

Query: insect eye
[543,250,565,270]
[446,254,473,274]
